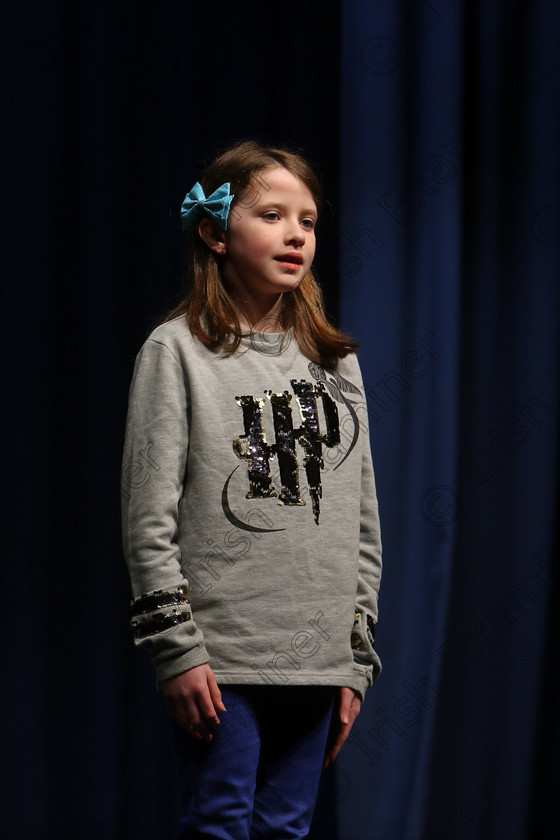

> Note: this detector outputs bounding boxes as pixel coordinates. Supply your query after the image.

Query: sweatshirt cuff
[347,664,373,703]
[154,641,210,689]
[129,584,209,686]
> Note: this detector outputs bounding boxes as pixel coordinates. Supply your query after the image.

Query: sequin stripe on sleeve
[351,609,376,652]
[130,584,192,639]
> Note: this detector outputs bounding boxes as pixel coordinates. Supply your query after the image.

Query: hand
[322,686,361,769]
[161,663,226,741]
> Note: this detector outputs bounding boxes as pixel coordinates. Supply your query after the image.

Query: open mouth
[274,254,303,268]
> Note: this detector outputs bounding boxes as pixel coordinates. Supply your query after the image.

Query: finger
[323,726,343,766]
[322,727,337,764]
[350,694,362,717]
[322,700,342,768]
[187,724,203,740]
[207,670,227,712]
[327,705,362,766]
[324,737,345,769]
[167,698,202,739]
[164,694,186,726]
[324,720,352,765]
[326,729,349,764]
[184,697,214,741]
[197,684,222,728]
[346,702,361,726]
[340,697,351,725]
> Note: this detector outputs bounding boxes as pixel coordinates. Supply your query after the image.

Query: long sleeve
[120,338,209,684]
[348,368,383,703]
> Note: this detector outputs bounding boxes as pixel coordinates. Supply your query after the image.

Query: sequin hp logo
[232,379,340,525]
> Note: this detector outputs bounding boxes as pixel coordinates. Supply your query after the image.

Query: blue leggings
[172,684,336,839]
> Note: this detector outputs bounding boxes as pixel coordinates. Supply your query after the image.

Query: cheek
[229,225,273,261]
[238,231,275,263]
[251,229,277,256]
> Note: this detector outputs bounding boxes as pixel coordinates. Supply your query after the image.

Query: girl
[121,139,382,839]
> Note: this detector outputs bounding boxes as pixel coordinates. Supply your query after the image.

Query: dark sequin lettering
[233,379,340,524]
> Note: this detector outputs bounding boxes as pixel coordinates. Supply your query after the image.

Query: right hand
[161,663,226,741]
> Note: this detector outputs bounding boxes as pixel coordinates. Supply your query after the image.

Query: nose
[284,217,305,245]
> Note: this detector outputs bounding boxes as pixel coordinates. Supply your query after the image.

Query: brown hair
[158,139,359,368]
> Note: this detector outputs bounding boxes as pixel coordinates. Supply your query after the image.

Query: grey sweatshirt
[120,315,382,702]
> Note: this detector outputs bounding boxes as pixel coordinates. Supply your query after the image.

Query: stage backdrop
[1,1,558,839]
[336,2,559,839]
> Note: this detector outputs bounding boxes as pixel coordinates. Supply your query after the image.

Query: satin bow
[180,181,234,231]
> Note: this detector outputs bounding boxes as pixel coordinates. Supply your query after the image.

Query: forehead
[251,166,316,210]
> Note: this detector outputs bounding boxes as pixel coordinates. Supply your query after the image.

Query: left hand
[322,686,362,769]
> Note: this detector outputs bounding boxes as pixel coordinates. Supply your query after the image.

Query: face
[222,166,317,305]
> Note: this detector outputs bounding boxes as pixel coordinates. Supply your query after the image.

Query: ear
[198,217,227,255]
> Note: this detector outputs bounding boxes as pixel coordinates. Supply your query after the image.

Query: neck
[231,291,285,333]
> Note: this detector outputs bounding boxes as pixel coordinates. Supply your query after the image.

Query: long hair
[158,139,359,368]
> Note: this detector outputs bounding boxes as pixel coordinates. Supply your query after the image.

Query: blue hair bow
[180,181,234,231]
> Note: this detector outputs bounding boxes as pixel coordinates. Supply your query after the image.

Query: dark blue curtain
[338,2,559,839]
[2,1,558,839]
[1,3,341,839]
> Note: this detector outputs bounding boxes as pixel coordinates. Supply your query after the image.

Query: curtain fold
[339,2,559,838]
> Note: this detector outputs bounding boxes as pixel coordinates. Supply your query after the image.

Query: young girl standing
[121,140,382,839]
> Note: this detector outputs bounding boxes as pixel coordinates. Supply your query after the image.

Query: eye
[301,219,316,230]
[262,211,279,221]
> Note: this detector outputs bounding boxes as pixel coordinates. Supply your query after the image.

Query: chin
[278,276,303,292]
